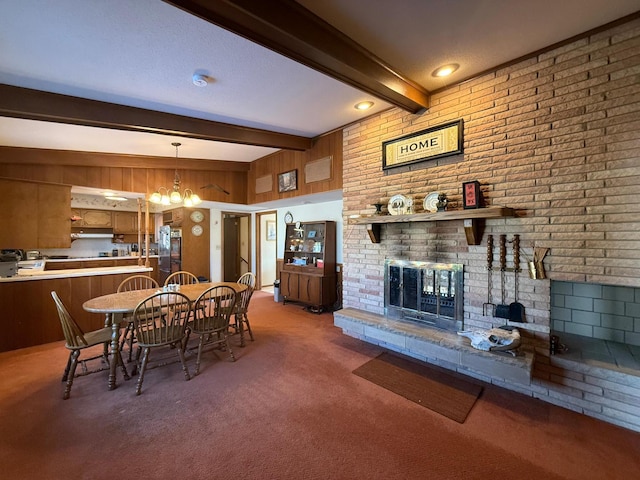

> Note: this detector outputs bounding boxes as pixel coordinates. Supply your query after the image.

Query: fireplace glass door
[385,260,463,331]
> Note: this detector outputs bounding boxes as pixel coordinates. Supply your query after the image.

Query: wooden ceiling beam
[0,84,312,152]
[0,146,250,172]
[165,0,430,113]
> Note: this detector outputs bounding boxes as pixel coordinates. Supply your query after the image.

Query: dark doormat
[353,352,483,423]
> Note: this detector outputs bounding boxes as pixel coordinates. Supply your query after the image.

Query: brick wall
[341,18,640,431]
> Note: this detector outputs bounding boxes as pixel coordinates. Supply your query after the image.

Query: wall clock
[284,211,293,223]
[190,210,204,223]
[191,224,203,236]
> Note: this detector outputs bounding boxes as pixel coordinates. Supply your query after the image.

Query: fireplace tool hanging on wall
[483,235,495,316]
[495,234,511,319]
[509,234,525,322]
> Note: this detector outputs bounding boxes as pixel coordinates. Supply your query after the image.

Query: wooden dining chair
[51,291,129,399]
[230,272,256,347]
[189,285,237,375]
[117,275,160,362]
[164,271,199,286]
[132,291,192,395]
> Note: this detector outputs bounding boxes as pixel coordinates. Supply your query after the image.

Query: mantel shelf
[350,206,516,245]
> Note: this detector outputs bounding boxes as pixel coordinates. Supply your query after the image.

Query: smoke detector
[192,73,209,87]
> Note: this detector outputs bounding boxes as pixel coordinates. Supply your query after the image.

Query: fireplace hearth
[385,260,463,332]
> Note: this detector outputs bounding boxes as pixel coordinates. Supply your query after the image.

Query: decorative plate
[423,192,440,213]
[191,224,203,236]
[388,194,409,215]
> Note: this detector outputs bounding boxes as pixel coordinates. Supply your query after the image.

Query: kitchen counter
[0,264,157,352]
[0,265,153,282]
[43,255,159,262]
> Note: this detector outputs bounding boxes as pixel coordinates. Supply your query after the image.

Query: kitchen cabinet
[281,220,336,311]
[113,211,155,235]
[0,178,71,249]
[0,269,153,352]
[113,211,137,233]
[71,208,113,228]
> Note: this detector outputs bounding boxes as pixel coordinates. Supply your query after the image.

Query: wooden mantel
[350,206,516,245]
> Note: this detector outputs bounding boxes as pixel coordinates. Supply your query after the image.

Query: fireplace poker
[509,234,526,322]
[483,235,495,316]
[495,234,511,319]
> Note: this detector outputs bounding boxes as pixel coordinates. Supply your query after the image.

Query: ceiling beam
[0,84,312,151]
[0,146,250,171]
[165,0,430,113]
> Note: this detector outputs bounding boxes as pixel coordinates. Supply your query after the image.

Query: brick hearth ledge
[334,308,534,386]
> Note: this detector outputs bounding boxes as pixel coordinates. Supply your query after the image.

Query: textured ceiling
[0,0,638,163]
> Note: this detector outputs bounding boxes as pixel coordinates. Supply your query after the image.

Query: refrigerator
[158,226,182,285]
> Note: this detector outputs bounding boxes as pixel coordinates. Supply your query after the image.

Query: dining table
[82,281,247,390]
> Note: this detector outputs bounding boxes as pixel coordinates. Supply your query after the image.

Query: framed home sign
[382,119,463,170]
[278,169,298,193]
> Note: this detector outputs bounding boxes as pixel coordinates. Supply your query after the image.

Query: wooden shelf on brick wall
[350,206,515,245]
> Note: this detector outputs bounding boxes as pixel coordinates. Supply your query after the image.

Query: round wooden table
[83,282,247,390]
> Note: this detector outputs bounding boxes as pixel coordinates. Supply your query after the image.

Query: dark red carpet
[1,291,639,479]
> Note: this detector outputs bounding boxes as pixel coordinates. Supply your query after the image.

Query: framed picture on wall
[278,169,298,193]
[266,220,276,241]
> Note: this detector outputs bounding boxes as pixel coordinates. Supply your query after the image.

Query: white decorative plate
[423,192,439,213]
[388,194,409,215]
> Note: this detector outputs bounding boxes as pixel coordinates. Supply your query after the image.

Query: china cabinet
[281,220,336,311]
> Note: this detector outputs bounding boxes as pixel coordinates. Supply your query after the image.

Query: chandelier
[149,142,202,207]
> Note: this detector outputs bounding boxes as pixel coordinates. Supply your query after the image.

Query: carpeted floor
[1,291,639,479]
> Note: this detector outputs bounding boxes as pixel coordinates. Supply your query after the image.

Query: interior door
[223,216,240,282]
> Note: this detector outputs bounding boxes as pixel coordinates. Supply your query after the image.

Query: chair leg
[236,313,245,347]
[177,344,191,381]
[62,352,73,382]
[182,327,191,353]
[115,347,130,381]
[135,347,150,396]
[225,335,236,362]
[63,350,80,400]
[243,313,254,341]
[131,343,143,376]
[119,322,136,363]
[194,335,205,376]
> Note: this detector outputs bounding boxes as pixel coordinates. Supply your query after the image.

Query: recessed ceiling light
[432,64,459,77]
[354,101,374,111]
[192,73,209,87]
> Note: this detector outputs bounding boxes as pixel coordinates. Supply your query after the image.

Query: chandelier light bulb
[148,142,202,207]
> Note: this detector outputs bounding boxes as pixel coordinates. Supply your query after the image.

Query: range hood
[71,228,114,240]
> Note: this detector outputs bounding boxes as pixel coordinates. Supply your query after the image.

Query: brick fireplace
[336,17,640,432]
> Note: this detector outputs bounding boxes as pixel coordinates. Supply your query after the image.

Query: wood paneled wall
[248,130,343,204]
[0,136,342,205]
[0,147,248,204]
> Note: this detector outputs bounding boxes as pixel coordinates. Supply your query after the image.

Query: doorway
[256,210,277,290]
[222,212,251,282]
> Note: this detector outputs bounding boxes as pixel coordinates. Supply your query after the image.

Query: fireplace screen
[385,260,463,331]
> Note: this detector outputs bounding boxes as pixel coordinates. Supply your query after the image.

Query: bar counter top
[42,255,159,262]
[0,265,153,283]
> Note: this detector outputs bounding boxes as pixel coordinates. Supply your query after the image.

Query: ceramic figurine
[436,193,448,211]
